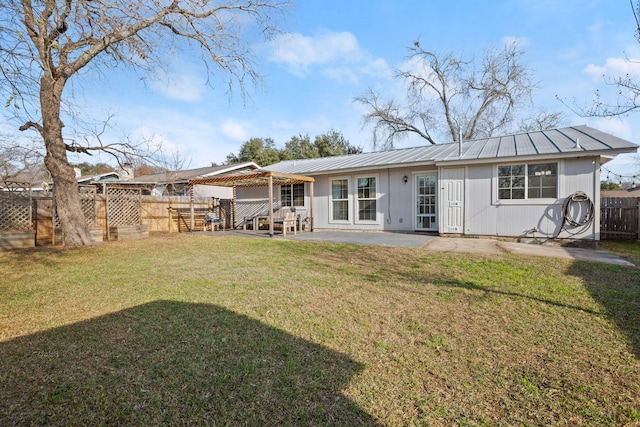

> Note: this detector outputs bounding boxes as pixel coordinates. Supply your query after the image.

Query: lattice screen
[107,186,141,226]
[53,185,97,229]
[0,181,33,231]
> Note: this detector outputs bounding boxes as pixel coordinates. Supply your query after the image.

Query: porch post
[189,184,195,232]
[309,181,314,232]
[268,175,274,237]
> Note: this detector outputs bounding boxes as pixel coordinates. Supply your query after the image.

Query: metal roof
[265,125,638,175]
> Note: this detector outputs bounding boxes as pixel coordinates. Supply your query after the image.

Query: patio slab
[216,229,634,267]
[286,230,634,266]
[287,230,436,248]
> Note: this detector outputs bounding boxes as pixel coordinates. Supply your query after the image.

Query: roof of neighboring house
[129,162,259,184]
[265,125,638,175]
[77,172,120,183]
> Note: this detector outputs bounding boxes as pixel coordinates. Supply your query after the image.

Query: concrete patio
[215,229,634,267]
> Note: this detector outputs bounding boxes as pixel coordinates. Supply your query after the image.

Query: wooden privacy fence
[601,197,640,240]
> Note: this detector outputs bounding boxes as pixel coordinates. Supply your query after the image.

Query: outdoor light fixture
[403,175,408,183]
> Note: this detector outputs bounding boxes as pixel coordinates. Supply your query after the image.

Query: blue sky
[42,1,640,178]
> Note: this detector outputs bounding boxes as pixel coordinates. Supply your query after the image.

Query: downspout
[309,181,315,232]
[386,168,392,225]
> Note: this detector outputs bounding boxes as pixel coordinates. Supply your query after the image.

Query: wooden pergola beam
[189,169,315,235]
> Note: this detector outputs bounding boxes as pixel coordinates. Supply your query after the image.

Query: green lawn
[1,233,639,426]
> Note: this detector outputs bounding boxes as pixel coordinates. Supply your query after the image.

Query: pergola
[189,168,315,236]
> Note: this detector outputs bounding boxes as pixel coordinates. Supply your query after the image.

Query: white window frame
[354,173,380,225]
[413,172,438,231]
[329,177,351,224]
[494,161,562,205]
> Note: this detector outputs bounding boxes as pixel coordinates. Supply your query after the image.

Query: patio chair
[273,211,297,236]
[294,208,310,231]
[204,212,225,231]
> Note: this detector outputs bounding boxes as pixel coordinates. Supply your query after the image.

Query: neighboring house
[253,125,637,241]
[118,162,260,198]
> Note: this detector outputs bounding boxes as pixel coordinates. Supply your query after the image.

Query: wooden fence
[600,197,640,240]
[29,195,230,245]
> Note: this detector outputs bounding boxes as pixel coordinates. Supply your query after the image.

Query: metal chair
[204,212,225,231]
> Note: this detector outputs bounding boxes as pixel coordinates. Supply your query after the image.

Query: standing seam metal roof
[264,125,637,175]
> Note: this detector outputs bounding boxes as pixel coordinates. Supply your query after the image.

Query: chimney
[118,163,134,181]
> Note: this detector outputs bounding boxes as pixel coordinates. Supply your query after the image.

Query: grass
[1,233,639,426]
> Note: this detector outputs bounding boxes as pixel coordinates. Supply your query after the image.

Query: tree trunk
[40,76,94,249]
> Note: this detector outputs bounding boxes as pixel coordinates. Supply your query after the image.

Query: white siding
[193,185,233,199]
[236,157,600,240]
[464,164,496,235]
[310,168,416,231]
[461,158,598,240]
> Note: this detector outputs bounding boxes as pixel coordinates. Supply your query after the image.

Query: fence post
[637,200,640,240]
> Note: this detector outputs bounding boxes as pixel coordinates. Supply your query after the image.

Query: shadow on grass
[392,268,603,316]
[432,278,601,315]
[567,261,640,359]
[0,300,377,426]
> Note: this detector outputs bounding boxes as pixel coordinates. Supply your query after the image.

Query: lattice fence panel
[107,186,141,226]
[79,186,97,226]
[0,181,33,231]
[53,185,98,229]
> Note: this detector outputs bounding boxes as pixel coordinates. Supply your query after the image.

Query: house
[75,170,121,185]
[114,162,260,198]
[251,125,637,241]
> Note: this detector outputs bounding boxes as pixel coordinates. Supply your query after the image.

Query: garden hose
[558,190,594,237]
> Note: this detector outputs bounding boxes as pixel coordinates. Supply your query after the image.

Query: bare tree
[0,137,47,183]
[0,0,290,248]
[356,40,561,149]
[569,1,640,117]
[518,108,567,133]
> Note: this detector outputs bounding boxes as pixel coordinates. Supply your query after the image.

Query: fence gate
[0,181,33,231]
[600,197,640,239]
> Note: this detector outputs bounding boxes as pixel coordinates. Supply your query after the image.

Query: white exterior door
[441,168,465,233]
[415,174,438,231]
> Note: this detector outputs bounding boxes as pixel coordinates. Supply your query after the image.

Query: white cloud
[151,72,207,102]
[268,30,391,82]
[220,119,250,141]
[584,56,640,80]
[587,117,634,140]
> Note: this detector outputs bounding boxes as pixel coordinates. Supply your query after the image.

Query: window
[527,163,557,198]
[498,165,525,199]
[331,178,349,221]
[498,163,557,200]
[357,176,377,221]
[280,183,305,207]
